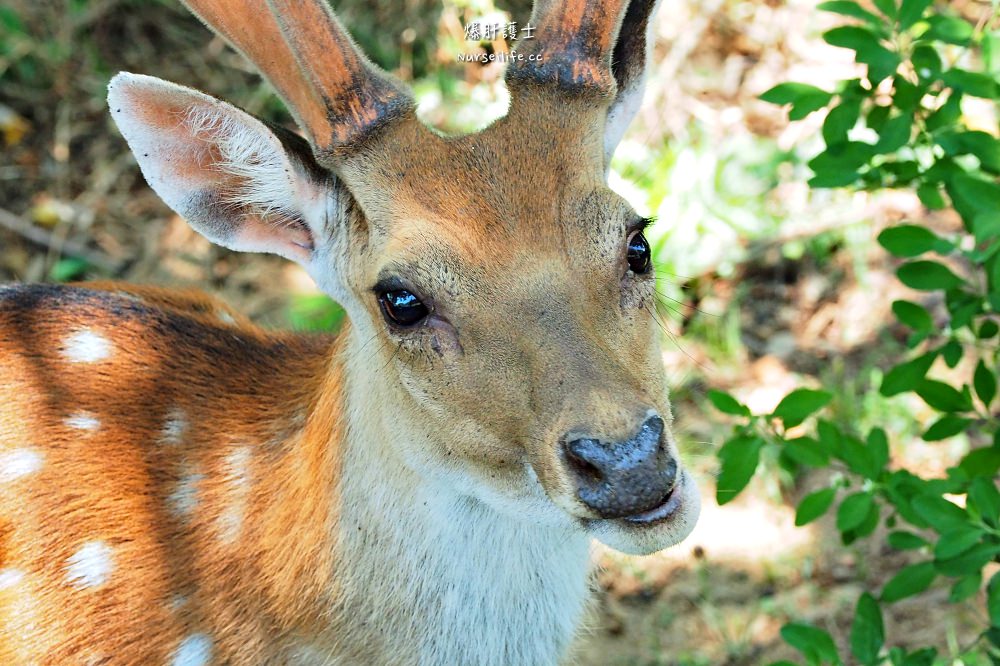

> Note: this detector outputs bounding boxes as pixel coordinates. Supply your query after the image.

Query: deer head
[107,0,699,555]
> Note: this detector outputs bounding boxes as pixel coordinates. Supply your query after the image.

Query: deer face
[110,0,700,555]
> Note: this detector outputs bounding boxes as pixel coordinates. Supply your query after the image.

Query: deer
[0,0,701,663]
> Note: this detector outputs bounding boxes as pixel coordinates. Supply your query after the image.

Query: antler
[505,0,632,97]
[181,0,413,159]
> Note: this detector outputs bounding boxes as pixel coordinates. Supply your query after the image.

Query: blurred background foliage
[2,0,999,664]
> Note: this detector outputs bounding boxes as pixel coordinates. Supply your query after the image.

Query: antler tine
[181,0,413,160]
[505,0,632,98]
[266,0,414,159]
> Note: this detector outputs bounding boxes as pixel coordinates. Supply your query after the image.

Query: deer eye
[378,288,429,327]
[626,230,652,275]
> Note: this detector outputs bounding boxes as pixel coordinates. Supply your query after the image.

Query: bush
[713,1,1000,663]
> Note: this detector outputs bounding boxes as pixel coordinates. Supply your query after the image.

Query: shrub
[713,1,1000,663]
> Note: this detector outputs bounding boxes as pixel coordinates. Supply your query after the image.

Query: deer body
[0,284,590,664]
[0,0,701,663]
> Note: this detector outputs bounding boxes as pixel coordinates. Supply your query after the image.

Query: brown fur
[0,285,340,662]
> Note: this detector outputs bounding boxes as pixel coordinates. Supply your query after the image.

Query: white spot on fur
[169,594,189,611]
[218,446,252,543]
[0,449,43,483]
[169,471,204,518]
[63,329,111,363]
[172,633,212,666]
[216,310,236,325]
[160,409,188,445]
[0,568,24,590]
[114,290,144,303]
[65,412,100,431]
[65,541,114,588]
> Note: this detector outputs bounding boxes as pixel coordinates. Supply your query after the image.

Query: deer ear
[108,72,335,267]
[605,0,663,166]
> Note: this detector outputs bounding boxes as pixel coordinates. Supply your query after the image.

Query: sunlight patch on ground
[594,482,815,596]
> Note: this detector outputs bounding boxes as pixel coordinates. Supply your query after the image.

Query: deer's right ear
[108,72,338,268]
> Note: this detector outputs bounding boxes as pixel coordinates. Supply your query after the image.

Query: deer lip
[619,476,683,526]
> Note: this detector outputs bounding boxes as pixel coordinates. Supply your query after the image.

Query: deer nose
[562,415,677,519]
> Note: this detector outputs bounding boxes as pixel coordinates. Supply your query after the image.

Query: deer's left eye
[626,230,652,274]
[378,289,429,327]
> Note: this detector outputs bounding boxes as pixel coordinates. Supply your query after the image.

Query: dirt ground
[2,1,995,664]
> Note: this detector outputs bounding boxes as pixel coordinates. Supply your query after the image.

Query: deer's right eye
[378,288,429,327]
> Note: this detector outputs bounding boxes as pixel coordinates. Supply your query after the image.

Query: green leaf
[915,379,973,412]
[882,561,936,602]
[968,476,1000,526]
[866,50,902,85]
[891,76,922,111]
[48,257,90,283]
[707,389,751,417]
[896,260,965,291]
[923,15,973,45]
[785,437,830,467]
[896,260,964,291]
[866,428,890,473]
[934,526,984,560]
[761,83,834,119]
[824,25,883,51]
[916,182,946,209]
[912,494,968,532]
[940,339,962,368]
[880,352,936,396]
[949,572,981,603]
[874,112,912,153]
[716,435,764,505]
[975,360,997,408]
[935,542,1000,576]
[911,43,942,80]
[949,174,1000,224]
[942,68,999,99]
[979,320,999,339]
[899,0,932,30]
[810,141,876,173]
[973,212,1000,242]
[823,25,900,83]
[872,0,896,19]
[823,99,862,145]
[818,1,881,25]
[851,593,884,665]
[772,389,833,428]
[888,530,928,550]
[796,487,838,526]
[877,225,940,257]
[891,300,933,332]
[957,131,1000,173]
[988,571,1000,626]
[838,492,875,532]
[926,93,962,132]
[867,103,891,131]
[781,623,842,665]
[986,30,1000,76]
[959,446,1000,478]
[760,82,831,104]
[922,415,971,441]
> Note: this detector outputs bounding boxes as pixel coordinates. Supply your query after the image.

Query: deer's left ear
[604,0,663,166]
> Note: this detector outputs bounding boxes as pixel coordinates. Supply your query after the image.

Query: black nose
[563,415,677,519]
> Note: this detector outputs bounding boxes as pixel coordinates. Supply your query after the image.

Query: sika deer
[0,0,700,663]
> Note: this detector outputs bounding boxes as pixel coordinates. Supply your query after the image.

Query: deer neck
[315,324,594,665]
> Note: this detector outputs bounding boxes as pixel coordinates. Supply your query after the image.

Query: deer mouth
[618,471,685,526]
